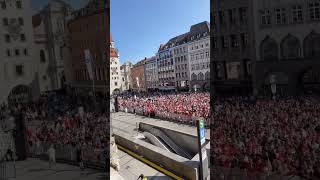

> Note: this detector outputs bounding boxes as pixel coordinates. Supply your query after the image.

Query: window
[309,2,320,21]
[228,9,236,24]
[239,7,248,23]
[16,1,22,9]
[231,35,239,48]
[5,34,10,43]
[213,37,218,49]
[3,18,8,26]
[18,17,24,25]
[43,76,47,80]
[6,49,11,57]
[261,10,272,25]
[1,1,6,9]
[40,50,46,62]
[222,36,229,48]
[241,33,249,47]
[219,11,226,25]
[15,65,24,76]
[20,34,26,41]
[275,8,287,24]
[24,48,28,56]
[292,5,303,23]
[15,49,20,56]
[206,52,209,58]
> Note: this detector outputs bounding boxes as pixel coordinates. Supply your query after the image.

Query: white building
[36,0,73,91]
[32,0,72,93]
[110,34,123,95]
[0,0,39,104]
[188,22,210,91]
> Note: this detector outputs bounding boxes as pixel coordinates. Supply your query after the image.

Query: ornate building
[32,0,73,92]
[0,0,39,104]
[120,61,133,91]
[110,34,123,94]
[211,0,320,96]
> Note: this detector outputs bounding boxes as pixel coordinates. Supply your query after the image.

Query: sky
[111,0,210,64]
[32,0,89,13]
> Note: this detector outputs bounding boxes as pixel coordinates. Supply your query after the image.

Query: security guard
[137,174,147,180]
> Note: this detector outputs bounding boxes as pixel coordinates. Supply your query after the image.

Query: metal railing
[210,166,308,180]
[28,142,108,170]
[119,107,210,128]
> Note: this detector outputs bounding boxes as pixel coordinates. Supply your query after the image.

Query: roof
[158,21,210,52]
[32,13,42,28]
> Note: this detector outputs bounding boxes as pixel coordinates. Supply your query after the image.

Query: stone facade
[120,61,133,91]
[32,0,73,92]
[0,0,39,104]
[211,0,320,95]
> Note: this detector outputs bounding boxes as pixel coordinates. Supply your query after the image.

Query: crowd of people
[116,92,210,126]
[212,96,320,179]
[26,93,108,157]
[0,92,109,167]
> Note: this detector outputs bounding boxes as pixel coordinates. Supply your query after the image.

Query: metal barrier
[0,162,16,179]
[119,108,210,128]
[28,142,107,170]
[210,166,307,180]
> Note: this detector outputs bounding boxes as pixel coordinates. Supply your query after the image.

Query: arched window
[303,31,320,58]
[205,71,210,80]
[260,36,279,61]
[281,34,301,59]
[191,73,197,80]
[198,72,204,80]
[40,50,46,62]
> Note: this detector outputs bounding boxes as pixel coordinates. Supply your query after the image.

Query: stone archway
[281,34,301,59]
[260,36,279,61]
[8,85,31,105]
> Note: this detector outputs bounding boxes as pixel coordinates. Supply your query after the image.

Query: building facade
[188,22,210,91]
[120,61,133,91]
[131,59,146,92]
[110,34,123,94]
[157,21,210,91]
[173,38,189,91]
[211,0,320,96]
[144,56,158,90]
[0,0,39,104]
[157,46,175,90]
[67,0,109,96]
[32,0,73,92]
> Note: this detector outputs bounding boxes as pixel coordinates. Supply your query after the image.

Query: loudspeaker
[14,112,27,161]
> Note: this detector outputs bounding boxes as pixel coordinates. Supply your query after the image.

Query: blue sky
[111,0,210,64]
[32,0,89,13]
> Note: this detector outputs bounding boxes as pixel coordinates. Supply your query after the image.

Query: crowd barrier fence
[210,166,306,180]
[27,142,108,170]
[119,107,210,128]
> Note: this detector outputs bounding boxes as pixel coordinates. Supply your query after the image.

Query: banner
[136,77,140,87]
[84,49,94,80]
